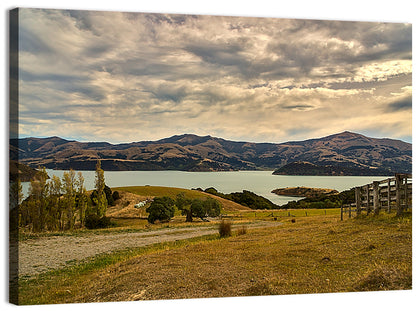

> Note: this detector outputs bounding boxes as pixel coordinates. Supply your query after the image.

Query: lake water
[21,170,389,206]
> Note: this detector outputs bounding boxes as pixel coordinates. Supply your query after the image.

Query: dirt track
[19,221,282,277]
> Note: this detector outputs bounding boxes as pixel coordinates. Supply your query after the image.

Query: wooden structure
[341,173,412,220]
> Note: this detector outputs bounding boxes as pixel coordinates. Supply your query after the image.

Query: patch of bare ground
[18,220,281,278]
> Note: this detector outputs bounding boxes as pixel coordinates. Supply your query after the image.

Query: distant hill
[272,161,392,176]
[10,131,412,175]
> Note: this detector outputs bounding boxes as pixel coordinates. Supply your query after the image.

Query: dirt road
[19,221,281,277]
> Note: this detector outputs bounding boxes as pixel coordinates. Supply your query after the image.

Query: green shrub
[104,185,115,206]
[146,196,175,224]
[85,214,113,229]
[203,188,277,209]
[112,190,120,201]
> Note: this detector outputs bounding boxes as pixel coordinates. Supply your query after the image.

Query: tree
[146,196,175,224]
[84,161,110,229]
[190,199,205,220]
[48,175,62,230]
[177,194,222,222]
[93,160,108,217]
[203,197,221,218]
[112,190,120,201]
[76,172,88,227]
[26,167,49,232]
[176,193,193,222]
[62,169,77,230]
[104,185,115,206]
[190,198,221,221]
[18,169,92,232]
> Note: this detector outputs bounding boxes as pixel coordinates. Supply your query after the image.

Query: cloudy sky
[17,8,412,144]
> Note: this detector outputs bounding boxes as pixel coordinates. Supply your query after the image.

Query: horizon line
[14,130,412,145]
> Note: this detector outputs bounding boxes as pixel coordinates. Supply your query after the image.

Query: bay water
[21,170,389,206]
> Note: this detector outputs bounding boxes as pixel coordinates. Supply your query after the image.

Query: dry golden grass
[105,191,149,218]
[19,212,411,304]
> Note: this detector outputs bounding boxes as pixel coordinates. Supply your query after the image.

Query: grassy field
[18,211,412,304]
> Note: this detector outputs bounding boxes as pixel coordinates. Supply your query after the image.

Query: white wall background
[1,1,415,311]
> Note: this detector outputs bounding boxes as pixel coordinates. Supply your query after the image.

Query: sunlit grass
[18,211,411,304]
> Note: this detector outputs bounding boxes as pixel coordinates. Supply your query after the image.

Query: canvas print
[9,8,412,305]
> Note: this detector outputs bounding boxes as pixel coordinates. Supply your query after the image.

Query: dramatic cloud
[18,9,412,143]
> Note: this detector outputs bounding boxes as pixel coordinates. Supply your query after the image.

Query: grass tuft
[218,220,232,238]
[236,226,247,236]
[353,264,412,291]
[245,281,276,296]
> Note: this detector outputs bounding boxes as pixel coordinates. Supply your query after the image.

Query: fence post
[396,174,403,216]
[349,205,352,218]
[355,187,361,216]
[341,206,343,221]
[387,178,391,213]
[373,181,380,215]
[404,176,408,211]
[366,185,371,215]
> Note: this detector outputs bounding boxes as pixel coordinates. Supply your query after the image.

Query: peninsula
[272,186,339,198]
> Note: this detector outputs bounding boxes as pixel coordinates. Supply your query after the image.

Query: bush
[192,197,222,220]
[203,187,278,209]
[203,197,221,217]
[104,185,115,206]
[146,196,175,224]
[178,196,222,222]
[85,214,113,229]
[237,226,247,236]
[219,220,232,238]
[112,190,120,201]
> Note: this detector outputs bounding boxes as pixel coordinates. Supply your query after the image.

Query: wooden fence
[341,173,412,220]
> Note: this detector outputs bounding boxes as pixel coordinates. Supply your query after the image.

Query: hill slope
[113,186,251,212]
[10,131,411,175]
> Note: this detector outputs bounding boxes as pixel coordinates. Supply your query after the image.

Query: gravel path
[18,221,282,277]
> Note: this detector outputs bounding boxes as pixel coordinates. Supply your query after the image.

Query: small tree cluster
[202,187,277,209]
[19,168,89,232]
[176,193,221,222]
[84,160,113,229]
[146,196,175,223]
[18,161,111,232]
[84,214,112,229]
[145,194,222,224]
[90,185,116,208]
[280,189,354,209]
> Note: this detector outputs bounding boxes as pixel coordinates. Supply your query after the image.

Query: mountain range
[10,131,412,176]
